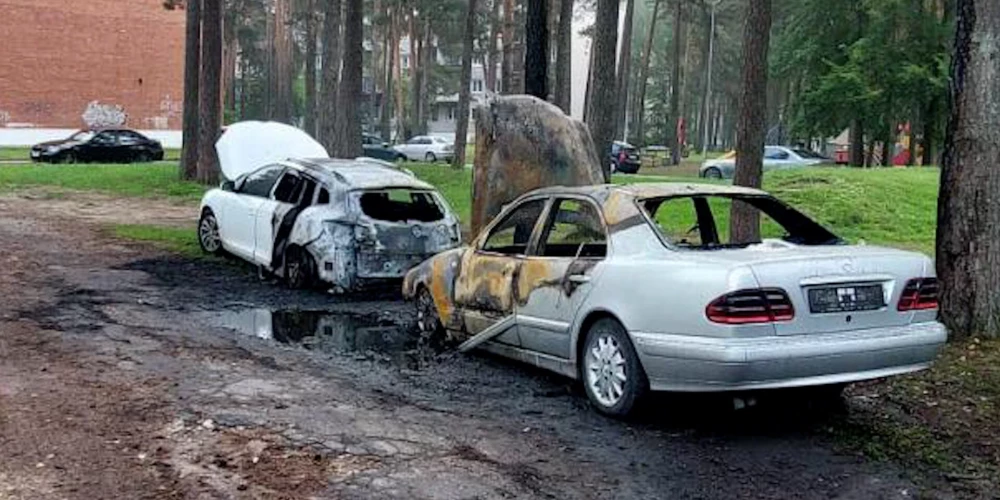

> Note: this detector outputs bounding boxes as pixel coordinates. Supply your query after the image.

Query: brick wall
[0,0,186,130]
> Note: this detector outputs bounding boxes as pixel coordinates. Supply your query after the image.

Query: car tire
[136,151,152,163]
[285,246,316,290]
[396,153,407,162]
[581,318,648,418]
[415,286,443,337]
[425,152,437,162]
[60,152,77,164]
[198,209,224,255]
[704,167,722,179]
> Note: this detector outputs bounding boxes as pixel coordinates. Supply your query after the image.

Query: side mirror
[221,180,236,191]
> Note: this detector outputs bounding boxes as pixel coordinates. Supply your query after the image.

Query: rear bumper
[631,322,947,392]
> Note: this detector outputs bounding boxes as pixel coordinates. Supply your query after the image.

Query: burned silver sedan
[403,183,946,416]
[198,123,461,291]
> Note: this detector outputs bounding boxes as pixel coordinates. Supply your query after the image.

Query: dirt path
[0,192,961,499]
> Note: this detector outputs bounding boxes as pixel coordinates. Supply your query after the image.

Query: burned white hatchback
[198,122,461,291]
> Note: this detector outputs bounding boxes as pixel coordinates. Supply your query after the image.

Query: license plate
[808,284,884,313]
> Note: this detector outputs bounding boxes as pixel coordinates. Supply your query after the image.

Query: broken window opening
[642,194,841,250]
[537,199,607,258]
[358,189,445,223]
[482,199,547,256]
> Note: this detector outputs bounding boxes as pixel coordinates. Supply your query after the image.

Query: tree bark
[487,0,502,92]
[409,14,421,137]
[849,120,864,167]
[729,0,771,244]
[319,0,343,151]
[305,0,319,136]
[453,0,480,169]
[197,0,223,184]
[936,0,1000,339]
[392,9,405,140]
[554,0,573,112]
[332,0,363,158]
[379,4,394,140]
[614,0,635,141]
[502,0,516,94]
[585,0,619,182]
[668,0,684,165]
[180,0,202,180]
[633,0,661,148]
[525,0,549,98]
[271,0,294,123]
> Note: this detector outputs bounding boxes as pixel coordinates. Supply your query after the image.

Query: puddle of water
[204,309,443,369]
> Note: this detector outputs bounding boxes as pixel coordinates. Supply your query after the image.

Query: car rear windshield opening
[359,189,445,223]
[641,194,841,249]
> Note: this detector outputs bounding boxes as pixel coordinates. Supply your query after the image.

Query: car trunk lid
[705,244,930,335]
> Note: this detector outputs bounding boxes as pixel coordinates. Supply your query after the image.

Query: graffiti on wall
[143,95,182,130]
[82,101,127,128]
[0,110,10,126]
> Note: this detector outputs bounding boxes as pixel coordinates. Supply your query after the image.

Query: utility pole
[701,0,721,156]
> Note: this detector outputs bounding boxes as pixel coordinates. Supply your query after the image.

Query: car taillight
[898,278,939,311]
[706,288,794,324]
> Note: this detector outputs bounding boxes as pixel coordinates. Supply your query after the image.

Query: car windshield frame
[638,193,842,250]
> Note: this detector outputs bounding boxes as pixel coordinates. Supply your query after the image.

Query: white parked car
[393,135,455,163]
[198,121,462,292]
[700,146,829,179]
[403,183,946,416]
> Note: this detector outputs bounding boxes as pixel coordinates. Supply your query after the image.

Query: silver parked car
[392,135,455,163]
[700,146,829,179]
[403,183,946,416]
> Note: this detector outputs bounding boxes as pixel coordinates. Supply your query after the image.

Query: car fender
[403,247,467,329]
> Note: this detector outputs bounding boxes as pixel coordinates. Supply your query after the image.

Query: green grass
[110,224,203,258]
[0,162,206,201]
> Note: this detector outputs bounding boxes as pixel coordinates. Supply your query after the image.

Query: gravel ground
[0,192,962,499]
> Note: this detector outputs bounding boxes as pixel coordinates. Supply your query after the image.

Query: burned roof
[289,158,435,191]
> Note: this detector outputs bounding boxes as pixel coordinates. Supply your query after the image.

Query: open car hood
[215,121,328,180]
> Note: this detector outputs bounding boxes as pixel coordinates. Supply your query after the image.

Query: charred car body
[198,121,461,292]
[403,183,947,416]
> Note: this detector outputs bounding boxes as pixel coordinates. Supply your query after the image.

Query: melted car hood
[215,121,329,180]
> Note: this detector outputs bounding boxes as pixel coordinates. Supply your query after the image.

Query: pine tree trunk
[487,0,501,92]
[222,15,237,120]
[379,5,394,141]
[197,0,223,184]
[332,0,363,158]
[305,0,319,137]
[502,0,516,94]
[272,0,294,123]
[319,0,343,151]
[614,0,634,140]
[586,0,619,182]
[409,15,420,136]
[392,10,405,139]
[668,0,684,165]
[453,0,480,169]
[525,0,548,98]
[849,120,864,167]
[180,0,201,180]
[937,0,1000,340]
[633,0,661,148]
[554,0,573,112]
[729,0,771,244]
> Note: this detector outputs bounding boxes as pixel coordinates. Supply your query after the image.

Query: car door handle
[567,274,591,284]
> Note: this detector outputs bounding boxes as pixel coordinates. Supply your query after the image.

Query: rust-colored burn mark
[602,190,647,233]
[456,253,518,314]
[515,258,601,306]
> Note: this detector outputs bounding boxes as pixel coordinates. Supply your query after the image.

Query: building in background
[0,0,185,146]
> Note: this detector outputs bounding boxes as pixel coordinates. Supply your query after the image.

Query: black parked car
[361,133,403,162]
[31,129,164,164]
[609,141,641,174]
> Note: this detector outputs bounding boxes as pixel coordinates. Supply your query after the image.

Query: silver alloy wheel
[199,213,221,253]
[585,334,628,408]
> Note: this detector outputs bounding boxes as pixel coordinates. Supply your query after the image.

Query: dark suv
[609,141,641,174]
[31,129,164,164]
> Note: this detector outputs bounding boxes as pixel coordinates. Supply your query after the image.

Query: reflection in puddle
[206,309,442,369]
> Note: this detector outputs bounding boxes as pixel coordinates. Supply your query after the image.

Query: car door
[453,197,549,346]
[763,146,792,171]
[253,170,302,267]
[116,130,144,161]
[82,131,117,162]
[219,165,284,260]
[517,197,607,358]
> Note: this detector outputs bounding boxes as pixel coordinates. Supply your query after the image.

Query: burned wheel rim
[285,248,315,289]
[416,287,441,334]
[198,212,221,253]
[585,334,628,408]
